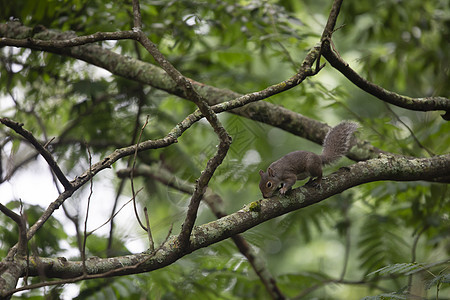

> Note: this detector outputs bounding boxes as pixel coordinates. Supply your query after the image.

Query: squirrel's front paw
[279,187,288,195]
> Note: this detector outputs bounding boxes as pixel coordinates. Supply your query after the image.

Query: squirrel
[259,121,359,198]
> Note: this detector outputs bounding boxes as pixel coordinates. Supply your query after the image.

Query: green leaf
[360,293,407,300]
[367,263,425,277]
[425,273,450,290]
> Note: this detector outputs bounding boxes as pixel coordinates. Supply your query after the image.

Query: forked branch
[130,0,232,249]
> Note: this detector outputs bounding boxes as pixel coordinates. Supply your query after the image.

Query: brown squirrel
[259,121,359,198]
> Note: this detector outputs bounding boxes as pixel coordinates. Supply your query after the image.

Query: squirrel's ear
[267,167,275,177]
[259,170,265,177]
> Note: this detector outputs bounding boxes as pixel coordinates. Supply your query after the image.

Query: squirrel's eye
[267,182,272,188]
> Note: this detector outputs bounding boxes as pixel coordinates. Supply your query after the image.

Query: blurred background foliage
[0,0,449,299]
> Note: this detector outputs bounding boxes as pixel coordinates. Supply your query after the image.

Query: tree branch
[5,154,449,297]
[130,116,150,232]
[317,0,450,117]
[0,22,368,160]
[130,0,232,249]
[321,0,343,41]
[117,165,286,299]
[108,90,146,256]
[0,17,332,252]
[0,203,27,257]
[321,44,450,116]
[5,88,249,259]
[0,29,139,48]
[0,203,28,298]
[3,226,174,298]
[136,35,232,248]
[0,118,72,190]
[131,0,142,30]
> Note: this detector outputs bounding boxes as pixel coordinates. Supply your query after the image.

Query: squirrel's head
[259,168,279,198]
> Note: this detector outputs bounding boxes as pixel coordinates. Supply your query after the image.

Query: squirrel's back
[320,121,359,165]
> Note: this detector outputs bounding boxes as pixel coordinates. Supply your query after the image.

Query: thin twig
[107,179,126,256]
[42,137,55,149]
[108,94,146,255]
[61,203,82,253]
[316,0,450,116]
[89,190,141,235]
[130,115,150,231]
[0,203,22,227]
[408,225,428,291]
[82,142,94,274]
[385,103,435,157]
[143,207,155,252]
[339,200,351,281]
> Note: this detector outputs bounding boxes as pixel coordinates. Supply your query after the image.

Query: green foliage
[276,201,334,243]
[75,276,143,300]
[278,272,330,298]
[360,292,408,300]
[426,273,450,290]
[340,0,450,97]
[1,0,449,299]
[368,262,434,277]
[0,201,67,257]
[365,261,450,299]
[357,214,409,275]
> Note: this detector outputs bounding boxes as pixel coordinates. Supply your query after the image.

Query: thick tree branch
[3,154,449,297]
[117,165,286,299]
[0,29,139,48]
[2,226,174,298]
[0,118,72,190]
[0,203,27,299]
[131,0,142,30]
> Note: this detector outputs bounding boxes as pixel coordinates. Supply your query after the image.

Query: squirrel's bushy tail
[320,121,359,165]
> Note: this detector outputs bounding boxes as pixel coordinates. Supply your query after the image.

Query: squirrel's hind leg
[305,174,322,188]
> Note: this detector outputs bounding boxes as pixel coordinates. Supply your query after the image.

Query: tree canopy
[0,0,449,299]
